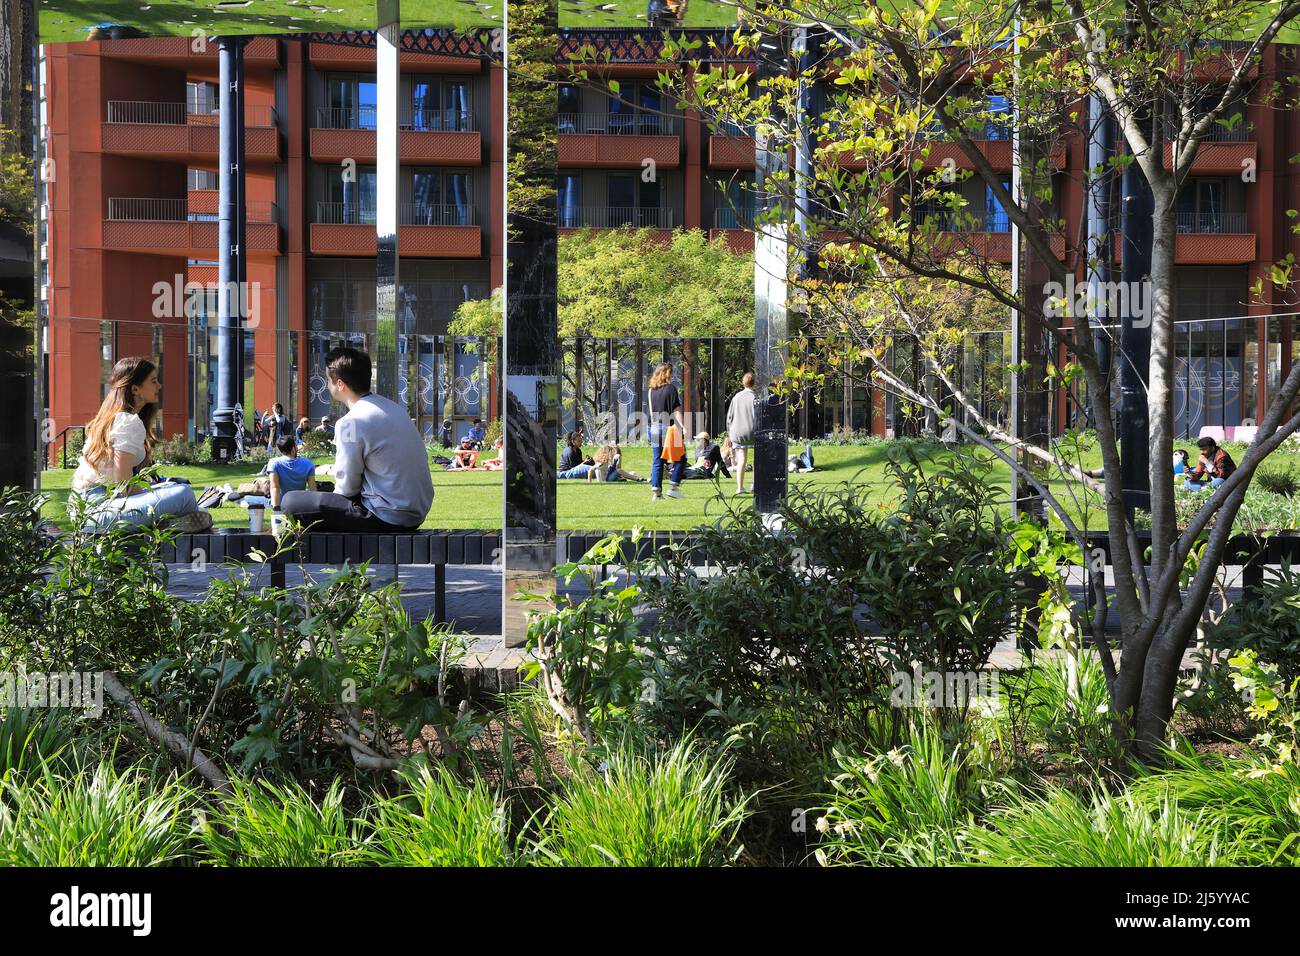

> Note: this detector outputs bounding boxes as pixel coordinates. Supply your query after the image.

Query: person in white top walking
[725,372,758,495]
[70,356,207,532]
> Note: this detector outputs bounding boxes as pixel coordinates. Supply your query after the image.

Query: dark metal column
[1119,137,1153,514]
[1086,94,1113,398]
[502,0,559,647]
[211,36,246,462]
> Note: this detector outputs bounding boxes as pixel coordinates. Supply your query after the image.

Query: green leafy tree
[656,0,1300,757]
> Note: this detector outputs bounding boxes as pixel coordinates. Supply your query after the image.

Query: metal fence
[559,206,676,229]
[106,100,276,127]
[558,111,680,136]
[313,201,478,226]
[108,198,279,223]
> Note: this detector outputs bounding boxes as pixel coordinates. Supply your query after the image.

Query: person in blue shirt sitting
[267,435,317,509]
[467,418,488,448]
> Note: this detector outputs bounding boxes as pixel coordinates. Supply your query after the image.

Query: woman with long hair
[71,357,208,532]
[646,362,686,499]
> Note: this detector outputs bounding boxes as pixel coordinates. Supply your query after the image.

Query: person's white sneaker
[665,486,684,499]
[734,488,751,496]
[650,492,662,502]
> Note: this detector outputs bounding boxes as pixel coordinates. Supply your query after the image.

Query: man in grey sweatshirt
[281,347,434,531]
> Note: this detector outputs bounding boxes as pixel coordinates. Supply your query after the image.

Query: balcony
[102,101,280,163]
[558,206,676,230]
[558,112,681,169]
[911,208,1066,263]
[309,202,481,257]
[1174,210,1255,263]
[708,122,756,169]
[1161,122,1256,175]
[309,107,482,164]
[709,206,755,251]
[98,35,280,67]
[102,198,281,257]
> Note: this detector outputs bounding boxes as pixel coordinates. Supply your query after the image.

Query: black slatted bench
[156,531,501,624]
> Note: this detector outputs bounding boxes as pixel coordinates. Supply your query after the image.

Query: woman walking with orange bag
[647,362,687,500]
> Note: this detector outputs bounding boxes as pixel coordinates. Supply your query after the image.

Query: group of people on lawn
[101,351,1254,536]
[71,347,434,534]
[555,363,761,500]
[1084,435,1238,492]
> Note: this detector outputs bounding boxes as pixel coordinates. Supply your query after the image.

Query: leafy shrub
[196,777,361,866]
[1208,561,1300,688]
[0,762,195,866]
[964,785,1224,866]
[860,449,1026,725]
[154,433,212,466]
[521,533,647,745]
[532,739,748,867]
[362,765,511,866]
[298,429,334,462]
[241,444,272,466]
[0,489,56,648]
[7,496,175,673]
[482,417,503,448]
[149,561,479,777]
[1015,652,1122,774]
[815,719,983,866]
[635,490,883,796]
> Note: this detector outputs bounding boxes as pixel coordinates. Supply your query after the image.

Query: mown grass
[39,439,1300,532]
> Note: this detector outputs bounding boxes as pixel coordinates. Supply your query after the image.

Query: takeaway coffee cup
[270,510,287,537]
[248,504,265,534]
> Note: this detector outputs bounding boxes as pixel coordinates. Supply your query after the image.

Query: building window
[409,168,473,224]
[187,81,218,116]
[326,73,378,129]
[411,78,472,131]
[558,174,582,227]
[1178,179,1227,233]
[188,168,218,191]
[558,83,582,132]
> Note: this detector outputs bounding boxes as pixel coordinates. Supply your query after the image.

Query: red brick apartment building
[37,30,1300,447]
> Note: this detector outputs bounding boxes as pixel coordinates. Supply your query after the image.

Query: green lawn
[38,1,501,44]
[43,439,1300,532]
[39,442,1089,532]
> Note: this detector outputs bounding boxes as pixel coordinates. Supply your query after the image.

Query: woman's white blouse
[72,413,147,492]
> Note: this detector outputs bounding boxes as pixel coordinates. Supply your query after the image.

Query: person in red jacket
[1184,436,1237,492]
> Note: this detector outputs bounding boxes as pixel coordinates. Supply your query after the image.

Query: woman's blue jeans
[76,480,198,532]
[649,423,685,491]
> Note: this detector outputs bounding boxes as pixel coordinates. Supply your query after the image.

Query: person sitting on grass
[467,418,488,448]
[449,437,478,469]
[315,415,335,439]
[482,437,504,472]
[587,444,644,482]
[558,430,594,479]
[280,346,433,532]
[1184,435,1237,492]
[237,436,318,511]
[684,432,731,481]
[70,356,210,533]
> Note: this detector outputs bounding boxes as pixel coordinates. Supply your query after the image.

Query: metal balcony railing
[1163,119,1252,143]
[1176,210,1248,233]
[107,197,279,223]
[313,201,478,226]
[714,206,755,229]
[558,111,680,136]
[405,108,475,132]
[106,100,276,127]
[712,119,754,138]
[316,106,377,130]
[559,206,676,228]
[915,207,1010,233]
